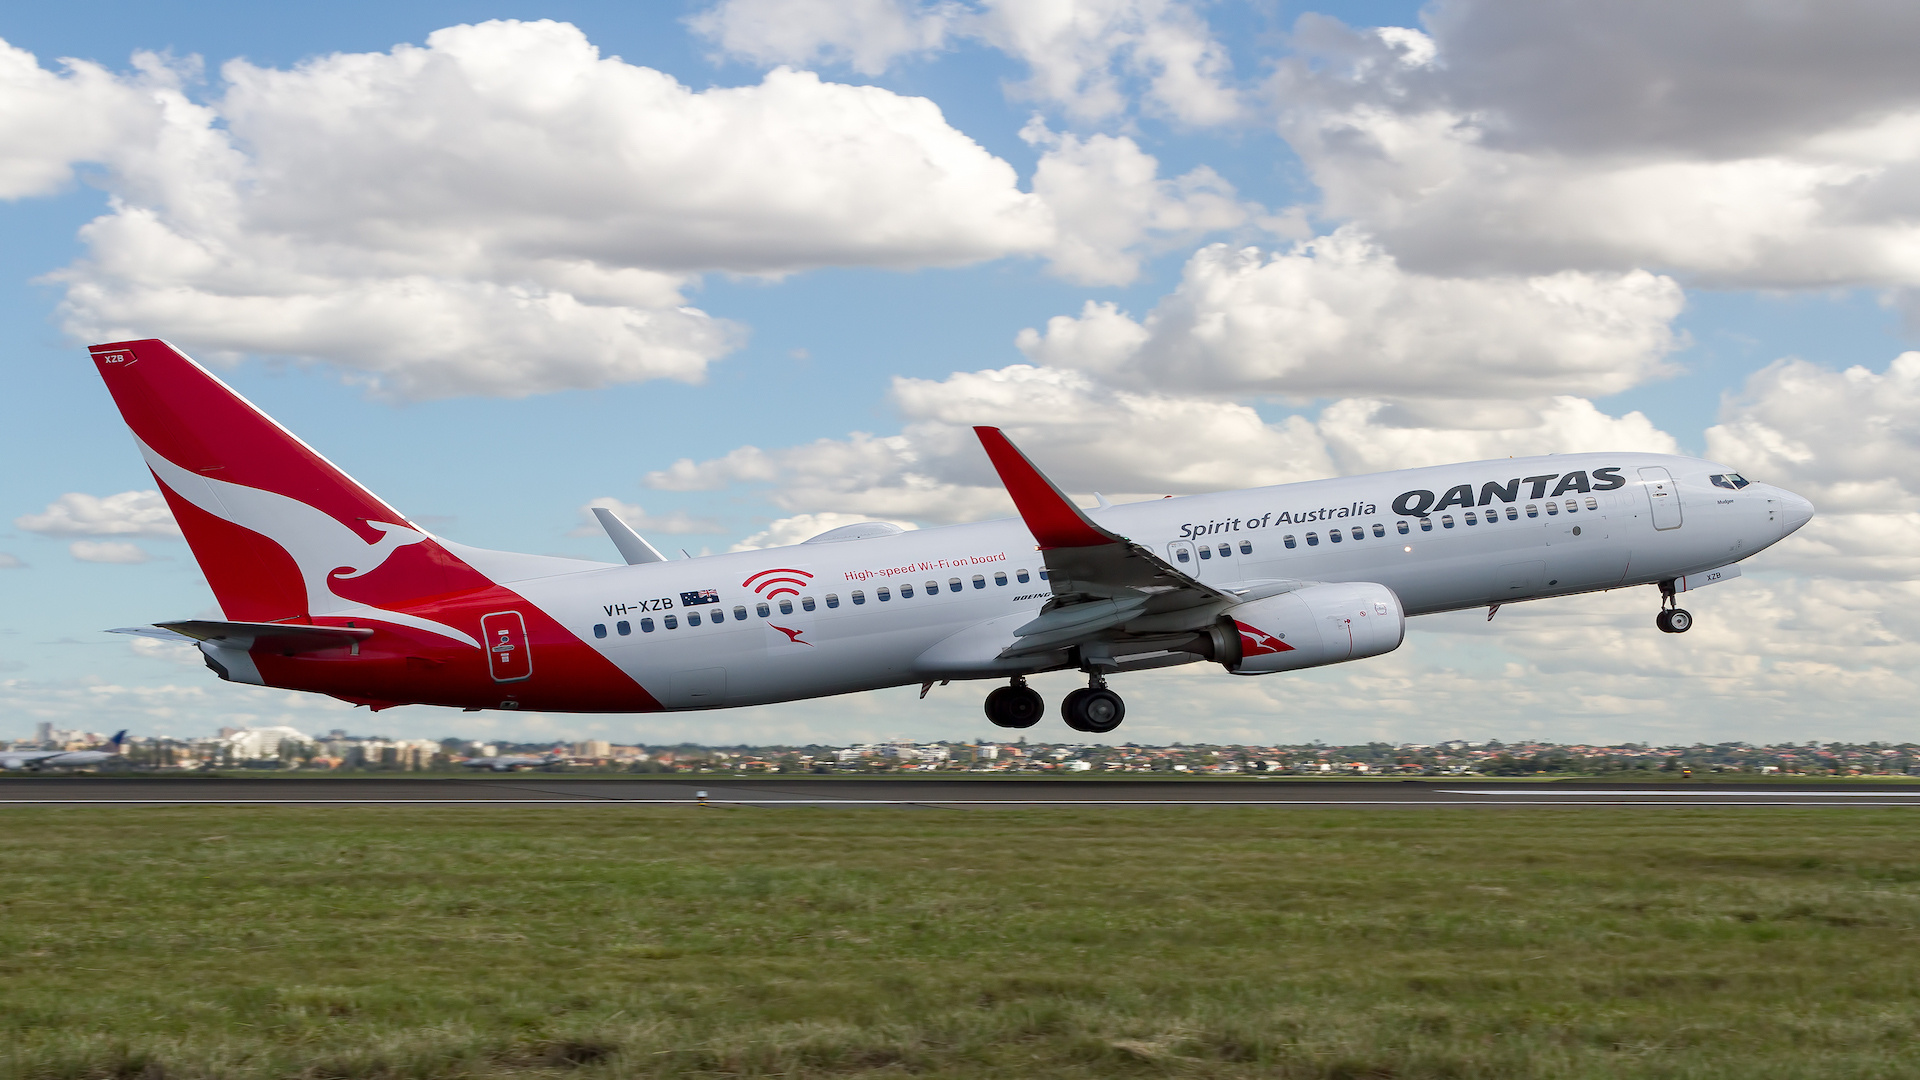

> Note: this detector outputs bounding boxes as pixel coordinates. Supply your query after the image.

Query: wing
[972,427,1251,665]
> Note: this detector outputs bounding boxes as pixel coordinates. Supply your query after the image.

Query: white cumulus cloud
[15,490,181,538]
[14,21,1065,399]
[692,0,1242,125]
[1017,230,1686,401]
[1271,3,1920,287]
[70,540,153,564]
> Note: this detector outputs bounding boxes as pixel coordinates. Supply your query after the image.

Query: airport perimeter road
[5,777,1920,806]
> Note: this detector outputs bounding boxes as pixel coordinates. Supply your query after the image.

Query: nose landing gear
[984,676,1044,728]
[1655,581,1693,633]
[1062,672,1126,734]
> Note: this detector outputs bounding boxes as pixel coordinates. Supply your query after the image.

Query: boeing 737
[1,731,127,770]
[92,339,1813,733]
[460,752,567,771]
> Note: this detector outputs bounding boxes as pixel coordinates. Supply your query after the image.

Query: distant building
[224,725,315,759]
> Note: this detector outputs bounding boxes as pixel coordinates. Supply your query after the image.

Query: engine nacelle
[1208,582,1405,674]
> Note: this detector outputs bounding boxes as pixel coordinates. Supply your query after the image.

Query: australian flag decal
[680,588,720,606]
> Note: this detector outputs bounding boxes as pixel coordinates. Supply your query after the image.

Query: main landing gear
[1655,580,1693,634]
[1063,672,1126,734]
[985,676,1044,729]
[982,674,1127,733]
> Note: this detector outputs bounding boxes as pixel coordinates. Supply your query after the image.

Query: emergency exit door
[482,610,532,682]
[1639,467,1683,530]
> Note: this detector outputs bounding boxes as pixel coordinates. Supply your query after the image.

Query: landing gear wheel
[985,683,1043,728]
[1062,687,1126,734]
[1666,607,1692,633]
[1655,609,1674,633]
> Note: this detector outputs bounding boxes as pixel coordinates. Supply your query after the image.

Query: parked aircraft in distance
[93,339,1812,733]
[460,752,567,772]
[1,731,127,770]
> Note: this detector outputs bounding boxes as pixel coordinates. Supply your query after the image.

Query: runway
[4,776,1920,806]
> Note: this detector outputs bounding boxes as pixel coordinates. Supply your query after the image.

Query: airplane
[460,752,568,771]
[1,731,127,770]
[90,339,1813,734]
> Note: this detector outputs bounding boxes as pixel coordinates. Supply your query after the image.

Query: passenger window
[878,587,891,601]
[1420,518,1433,532]
[663,615,678,629]
[779,599,794,614]
[901,584,914,598]
[1240,541,1252,554]
[972,575,985,589]
[1039,570,1049,580]
[1465,511,1477,525]
[994,572,1007,586]
[825,594,839,609]
[1546,502,1559,515]
[1306,532,1319,546]
[756,602,770,617]
[1017,569,1030,583]
[640,617,654,633]
[709,608,724,623]
[1283,535,1296,549]
[1526,504,1539,518]
[1397,521,1410,535]
[1351,527,1363,541]
[802,596,816,611]
[1442,515,1455,528]
[1199,546,1212,559]
[594,624,607,639]
[1329,529,1342,543]
[1372,524,1385,538]
[1565,499,1577,513]
[948,578,962,592]
[852,590,865,605]
[1585,496,1598,510]
[734,605,748,620]
[1176,548,1191,563]
[688,612,701,626]
[1218,544,1231,557]
[615,620,629,636]
[1506,506,1518,520]
[926,580,938,595]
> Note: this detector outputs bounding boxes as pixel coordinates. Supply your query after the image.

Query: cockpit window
[1709,473,1751,490]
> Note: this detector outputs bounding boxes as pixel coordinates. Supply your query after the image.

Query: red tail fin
[88,339,487,624]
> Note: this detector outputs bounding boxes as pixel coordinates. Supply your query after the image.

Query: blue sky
[5,0,1918,746]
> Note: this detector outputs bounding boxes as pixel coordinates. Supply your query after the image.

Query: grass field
[3,807,1919,1079]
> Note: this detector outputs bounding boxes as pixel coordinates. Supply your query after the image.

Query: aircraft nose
[1778,490,1814,538]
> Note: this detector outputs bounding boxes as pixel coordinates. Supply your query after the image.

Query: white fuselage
[509,453,1807,710]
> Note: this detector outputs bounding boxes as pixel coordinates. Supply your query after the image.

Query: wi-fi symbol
[743,567,814,599]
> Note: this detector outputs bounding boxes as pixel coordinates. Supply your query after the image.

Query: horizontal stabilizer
[130,620,373,654]
[592,507,667,565]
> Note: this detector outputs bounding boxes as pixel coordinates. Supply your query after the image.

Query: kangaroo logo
[136,436,478,647]
[743,567,813,599]
[1236,622,1294,658]
[768,624,813,647]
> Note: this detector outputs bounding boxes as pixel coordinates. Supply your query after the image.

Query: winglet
[973,427,1119,549]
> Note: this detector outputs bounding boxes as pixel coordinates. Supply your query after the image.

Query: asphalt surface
[4,777,1920,806]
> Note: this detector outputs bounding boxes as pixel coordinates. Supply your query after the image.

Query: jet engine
[1203,582,1405,674]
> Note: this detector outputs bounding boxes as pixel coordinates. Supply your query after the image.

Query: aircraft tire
[1667,608,1693,633]
[1655,610,1675,633]
[986,685,1043,728]
[1062,687,1125,734]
